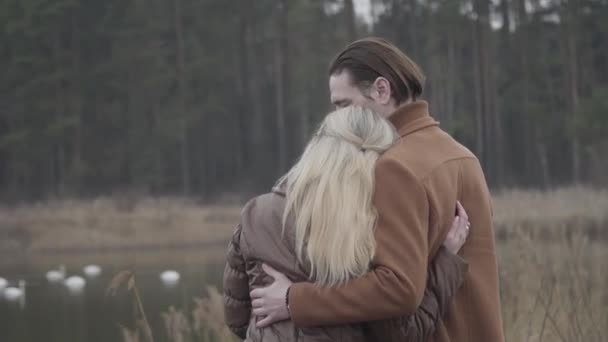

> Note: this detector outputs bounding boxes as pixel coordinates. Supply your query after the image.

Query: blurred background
[0,0,606,341]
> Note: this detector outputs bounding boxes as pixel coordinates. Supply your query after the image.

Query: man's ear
[372,77,392,105]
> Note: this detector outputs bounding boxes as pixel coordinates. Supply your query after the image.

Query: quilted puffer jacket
[223,187,468,342]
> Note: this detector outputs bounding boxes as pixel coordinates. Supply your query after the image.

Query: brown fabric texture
[288,101,505,342]
[223,189,468,342]
[364,246,469,341]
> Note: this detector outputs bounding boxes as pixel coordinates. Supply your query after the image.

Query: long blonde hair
[281,106,397,286]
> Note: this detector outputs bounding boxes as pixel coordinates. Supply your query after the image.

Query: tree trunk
[152,102,163,193]
[235,5,251,177]
[274,0,289,175]
[500,0,511,43]
[52,24,68,196]
[246,7,268,185]
[536,138,550,190]
[300,87,311,148]
[174,0,190,194]
[497,0,511,185]
[70,8,84,195]
[480,0,492,182]
[445,38,456,128]
[516,0,533,185]
[472,0,503,186]
[406,0,418,51]
[344,0,357,41]
[471,3,485,173]
[482,0,501,186]
[565,3,581,184]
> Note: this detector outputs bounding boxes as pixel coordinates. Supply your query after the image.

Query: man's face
[329,71,394,117]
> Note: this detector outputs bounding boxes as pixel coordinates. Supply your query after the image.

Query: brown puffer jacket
[223,187,468,342]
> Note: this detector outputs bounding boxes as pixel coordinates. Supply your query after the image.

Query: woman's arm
[377,247,468,340]
[365,203,470,341]
[223,224,251,339]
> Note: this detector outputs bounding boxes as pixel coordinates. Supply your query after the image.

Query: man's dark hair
[329,37,425,104]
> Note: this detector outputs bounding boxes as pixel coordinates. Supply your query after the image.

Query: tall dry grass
[0,196,240,253]
[1,187,604,251]
[159,287,237,342]
[493,187,608,225]
[498,232,606,342]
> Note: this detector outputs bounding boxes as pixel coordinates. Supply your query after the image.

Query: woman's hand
[443,201,470,254]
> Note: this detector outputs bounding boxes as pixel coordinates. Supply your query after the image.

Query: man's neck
[384,98,415,119]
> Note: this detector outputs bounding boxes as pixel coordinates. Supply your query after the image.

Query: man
[250,37,504,342]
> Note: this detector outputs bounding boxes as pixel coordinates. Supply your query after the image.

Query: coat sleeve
[364,246,468,341]
[223,224,251,339]
[289,157,430,326]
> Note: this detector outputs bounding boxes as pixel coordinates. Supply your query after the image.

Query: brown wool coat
[288,101,505,342]
[223,186,468,342]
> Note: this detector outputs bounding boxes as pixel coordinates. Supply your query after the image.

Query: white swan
[4,280,26,309]
[4,286,23,301]
[160,270,180,288]
[83,264,102,278]
[64,275,86,295]
[46,265,66,283]
[0,277,7,292]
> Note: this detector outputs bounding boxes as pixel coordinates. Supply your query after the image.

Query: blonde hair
[281,106,397,286]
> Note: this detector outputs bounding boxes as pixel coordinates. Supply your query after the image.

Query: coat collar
[388,100,439,137]
[272,179,287,196]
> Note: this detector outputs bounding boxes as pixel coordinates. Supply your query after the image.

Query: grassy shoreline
[1,186,606,253]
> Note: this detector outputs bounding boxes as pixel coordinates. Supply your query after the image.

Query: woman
[223,106,469,341]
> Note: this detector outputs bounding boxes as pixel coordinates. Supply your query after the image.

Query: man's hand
[249,264,293,328]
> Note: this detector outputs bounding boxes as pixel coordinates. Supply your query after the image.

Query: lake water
[0,245,228,342]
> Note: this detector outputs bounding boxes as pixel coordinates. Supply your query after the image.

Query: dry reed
[158,287,237,342]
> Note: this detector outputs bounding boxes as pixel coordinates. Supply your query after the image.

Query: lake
[0,244,228,342]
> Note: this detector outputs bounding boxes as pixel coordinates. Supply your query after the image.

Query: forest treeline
[1,0,607,201]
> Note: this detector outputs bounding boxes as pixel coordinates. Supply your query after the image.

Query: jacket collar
[388,100,439,137]
[271,179,287,196]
